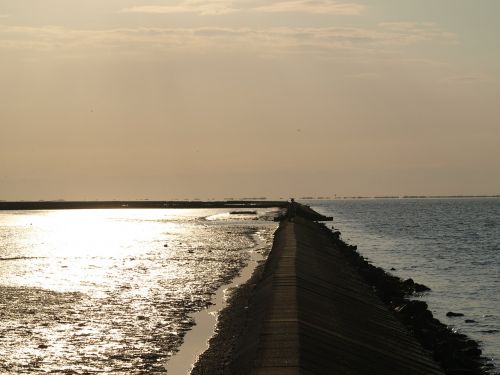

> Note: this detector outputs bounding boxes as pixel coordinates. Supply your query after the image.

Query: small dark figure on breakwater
[287,198,296,220]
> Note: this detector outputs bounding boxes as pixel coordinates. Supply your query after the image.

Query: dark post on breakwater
[219,202,447,374]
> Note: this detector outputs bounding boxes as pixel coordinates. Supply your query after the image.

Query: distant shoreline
[0,200,287,211]
[299,195,500,200]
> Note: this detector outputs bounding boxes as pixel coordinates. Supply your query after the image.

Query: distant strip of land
[0,200,288,211]
[298,195,500,200]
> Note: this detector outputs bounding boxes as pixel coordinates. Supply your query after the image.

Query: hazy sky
[1,1,499,200]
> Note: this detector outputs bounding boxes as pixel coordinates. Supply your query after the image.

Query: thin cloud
[122,1,237,16]
[121,0,365,16]
[0,24,456,58]
[254,1,365,15]
[378,22,457,45]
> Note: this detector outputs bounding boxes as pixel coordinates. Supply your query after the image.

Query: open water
[308,198,500,373]
[0,208,279,373]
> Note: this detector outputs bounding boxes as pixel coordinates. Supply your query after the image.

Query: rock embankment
[321,223,492,375]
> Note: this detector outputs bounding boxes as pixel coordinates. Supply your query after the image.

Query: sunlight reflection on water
[0,208,278,373]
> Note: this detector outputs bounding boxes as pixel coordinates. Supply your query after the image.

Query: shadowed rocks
[322,222,491,375]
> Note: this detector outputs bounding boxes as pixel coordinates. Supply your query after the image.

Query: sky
[1,0,499,200]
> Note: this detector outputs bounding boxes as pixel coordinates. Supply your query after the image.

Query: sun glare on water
[1,209,186,294]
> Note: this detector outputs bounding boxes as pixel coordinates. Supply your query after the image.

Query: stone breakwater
[192,204,494,375]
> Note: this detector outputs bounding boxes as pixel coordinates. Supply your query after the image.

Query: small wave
[481,329,500,334]
[0,256,46,261]
[204,213,230,221]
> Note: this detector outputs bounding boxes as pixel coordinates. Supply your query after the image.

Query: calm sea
[308,198,500,372]
[0,208,279,373]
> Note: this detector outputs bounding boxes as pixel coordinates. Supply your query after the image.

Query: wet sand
[165,234,269,374]
[190,254,269,375]
[0,208,278,373]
